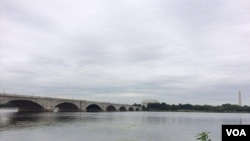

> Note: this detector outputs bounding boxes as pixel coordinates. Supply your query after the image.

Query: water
[0,109,250,141]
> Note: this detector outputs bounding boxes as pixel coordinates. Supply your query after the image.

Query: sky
[1,0,250,105]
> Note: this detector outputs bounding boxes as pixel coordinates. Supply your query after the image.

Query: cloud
[1,0,250,105]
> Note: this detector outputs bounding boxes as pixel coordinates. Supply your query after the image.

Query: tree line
[135,103,250,113]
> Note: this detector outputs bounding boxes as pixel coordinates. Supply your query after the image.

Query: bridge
[0,93,141,112]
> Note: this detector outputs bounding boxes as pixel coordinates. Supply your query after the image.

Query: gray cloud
[1,0,250,105]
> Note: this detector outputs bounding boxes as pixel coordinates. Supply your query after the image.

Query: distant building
[239,91,242,106]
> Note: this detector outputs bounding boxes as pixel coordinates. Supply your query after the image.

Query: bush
[196,131,211,141]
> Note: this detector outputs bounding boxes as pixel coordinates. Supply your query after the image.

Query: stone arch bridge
[0,93,141,112]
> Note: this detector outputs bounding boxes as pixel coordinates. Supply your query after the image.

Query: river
[0,109,249,141]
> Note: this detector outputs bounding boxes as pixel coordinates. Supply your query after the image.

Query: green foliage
[196,132,211,141]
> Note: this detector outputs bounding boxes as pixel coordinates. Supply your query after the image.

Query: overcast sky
[1,0,250,105]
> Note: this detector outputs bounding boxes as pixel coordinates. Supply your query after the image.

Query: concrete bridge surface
[0,93,141,112]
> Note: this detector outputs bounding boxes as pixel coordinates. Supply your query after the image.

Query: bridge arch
[106,105,117,112]
[86,104,102,112]
[55,102,80,112]
[135,107,140,111]
[8,100,45,112]
[119,106,127,111]
[128,107,134,111]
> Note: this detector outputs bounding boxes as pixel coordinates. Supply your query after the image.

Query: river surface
[0,109,250,141]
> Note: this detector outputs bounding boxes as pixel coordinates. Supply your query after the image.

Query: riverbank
[143,103,250,113]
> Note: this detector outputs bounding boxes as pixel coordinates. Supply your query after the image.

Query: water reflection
[1,110,250,141]
[0,110,119,132]
[0,111,85,131]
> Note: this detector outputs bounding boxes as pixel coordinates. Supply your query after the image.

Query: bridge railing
[0,93,82,101]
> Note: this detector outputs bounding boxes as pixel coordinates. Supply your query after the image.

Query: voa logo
[226,129,246,136]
